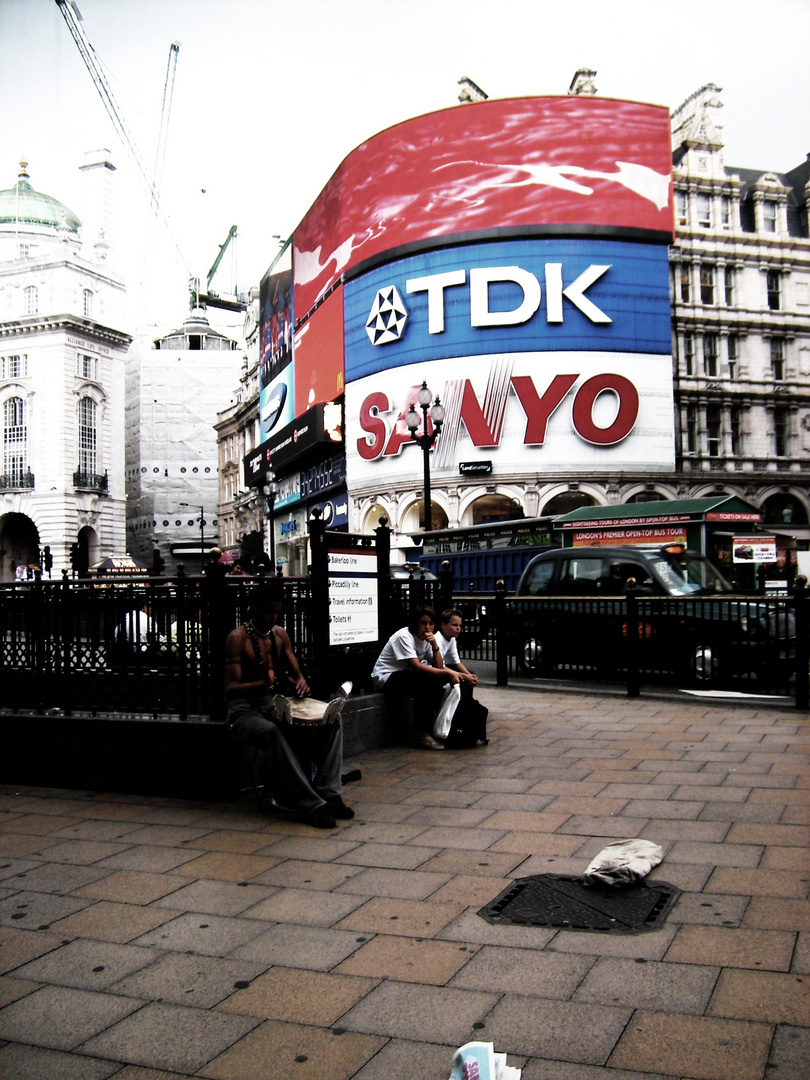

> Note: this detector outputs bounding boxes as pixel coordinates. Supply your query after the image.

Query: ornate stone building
[0,153,130,580]
[668,84,810,540]
[213,289,265,561]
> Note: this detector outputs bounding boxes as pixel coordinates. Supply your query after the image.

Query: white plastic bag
[582,838,663,888]
[448,1042,521,1080]
[433,682,461,740]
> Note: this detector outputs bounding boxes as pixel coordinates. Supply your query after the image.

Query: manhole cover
[478,873,681,934]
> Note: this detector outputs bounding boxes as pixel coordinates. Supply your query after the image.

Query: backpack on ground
[444,690,488,748]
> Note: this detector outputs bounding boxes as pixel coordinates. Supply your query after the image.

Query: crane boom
[153,42,180,220]
[55,1,189,273]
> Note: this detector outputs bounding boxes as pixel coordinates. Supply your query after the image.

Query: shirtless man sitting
[224,582,353,829]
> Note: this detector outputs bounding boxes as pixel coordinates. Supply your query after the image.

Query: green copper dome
[0,161,81,232]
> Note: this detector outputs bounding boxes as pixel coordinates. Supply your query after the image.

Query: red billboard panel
[293,96,673,318]
[293,287,345,416]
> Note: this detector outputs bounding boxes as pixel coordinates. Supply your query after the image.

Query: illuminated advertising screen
[344,236,674,486]
[293,96,673,319]
[293,286,345,416]
[260,269,293,392]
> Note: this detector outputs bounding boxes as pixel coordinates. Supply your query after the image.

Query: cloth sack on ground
[581,838,663,888]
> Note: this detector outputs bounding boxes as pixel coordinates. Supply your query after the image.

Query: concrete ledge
[1,693,389,801]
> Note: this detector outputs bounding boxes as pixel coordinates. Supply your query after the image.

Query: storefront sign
[571,527,687,548]
[733,536,777,563]
[300,453,346,499]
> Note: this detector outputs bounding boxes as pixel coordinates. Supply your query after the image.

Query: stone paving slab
[0,1042,123,1079]
[77,1000,260,1073]
[0,983,143,1050]
[0,685,807,1079]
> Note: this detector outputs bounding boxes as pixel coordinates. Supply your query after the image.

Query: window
[78,397,98,475]
[675,190,688,226]
[704,334,719,378]
[685,404,698,453]
[696,193,712,228]
[727,335,739,380]
[2,355,26,380]
[730,405,742,457]
[18,243,29,258]
[24,286,38,315]
[767,270,781,310]
[683,334,696,376]
[3,397,27,484]
[774,407,789,457]
[724,267,735,306]
[700,264,716,305]
[771,339,786,381]
[78,354,96,380]
[720,196,732,229]
[83,289,93,318]
[762,201,778,234]
[707,405,722,458]
[679,264,691,303]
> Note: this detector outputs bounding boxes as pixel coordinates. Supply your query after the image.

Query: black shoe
[327,796,355,819]
[305,805,337,829]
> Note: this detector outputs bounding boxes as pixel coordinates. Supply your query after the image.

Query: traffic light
[152,547,165,575]
[70,543,79,574]
[43,545,53,573]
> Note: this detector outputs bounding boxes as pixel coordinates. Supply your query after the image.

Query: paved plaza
[0,684,808,1080]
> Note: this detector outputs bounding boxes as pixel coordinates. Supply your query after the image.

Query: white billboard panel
[346,352,675,490]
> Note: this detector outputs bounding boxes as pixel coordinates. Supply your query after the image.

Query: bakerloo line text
[356,372,640,460]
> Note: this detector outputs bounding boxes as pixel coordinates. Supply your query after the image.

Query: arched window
[24,286,38,315]
[78,397,97,476]
[3,397,27,484]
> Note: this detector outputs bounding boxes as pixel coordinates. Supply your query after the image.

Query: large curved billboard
[293,96,673,320]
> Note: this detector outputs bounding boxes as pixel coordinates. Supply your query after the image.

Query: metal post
[421,398,432,532]
[268,491,276,567]
[406,381,444,532]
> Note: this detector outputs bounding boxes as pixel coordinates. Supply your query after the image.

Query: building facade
[213,289,265,564]
[222,81,809,576]
[0,153,130,580]
[125,309,244,575]
[669,84,810,543]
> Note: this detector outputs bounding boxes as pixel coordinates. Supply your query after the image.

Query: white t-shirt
[435,631,460,667]
[371,626,434,688]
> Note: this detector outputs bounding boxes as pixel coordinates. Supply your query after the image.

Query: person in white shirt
[371,606,461,751]
[433,609,479,739]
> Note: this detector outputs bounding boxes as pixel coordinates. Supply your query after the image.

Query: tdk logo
[366,286,408,345]
[366,264,612,345]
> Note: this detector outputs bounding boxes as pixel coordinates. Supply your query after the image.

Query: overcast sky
[2,0,808,333]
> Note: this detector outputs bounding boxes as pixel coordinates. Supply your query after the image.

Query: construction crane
[55,0,189,275]
[190,225,248,313]
[140,41,180,318]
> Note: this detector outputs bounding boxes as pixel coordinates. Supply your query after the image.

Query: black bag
[444,691,488,749]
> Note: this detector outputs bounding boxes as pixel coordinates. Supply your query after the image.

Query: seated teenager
[371,606,461,751]
[434,608,489,746]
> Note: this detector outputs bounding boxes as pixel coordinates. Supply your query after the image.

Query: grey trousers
[227,695,343,814]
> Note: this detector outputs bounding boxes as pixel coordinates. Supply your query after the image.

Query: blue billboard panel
[344,239,671,383]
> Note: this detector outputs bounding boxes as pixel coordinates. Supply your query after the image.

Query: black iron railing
[73,469,109,491]
[1,573,807,718]
[0,470,34,491]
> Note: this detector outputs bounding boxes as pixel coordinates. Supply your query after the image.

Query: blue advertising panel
[344,239,671,383]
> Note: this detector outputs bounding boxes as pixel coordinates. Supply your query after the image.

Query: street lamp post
[263,470,278,568]
[180,503,205,565]
[405,381,445,531]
